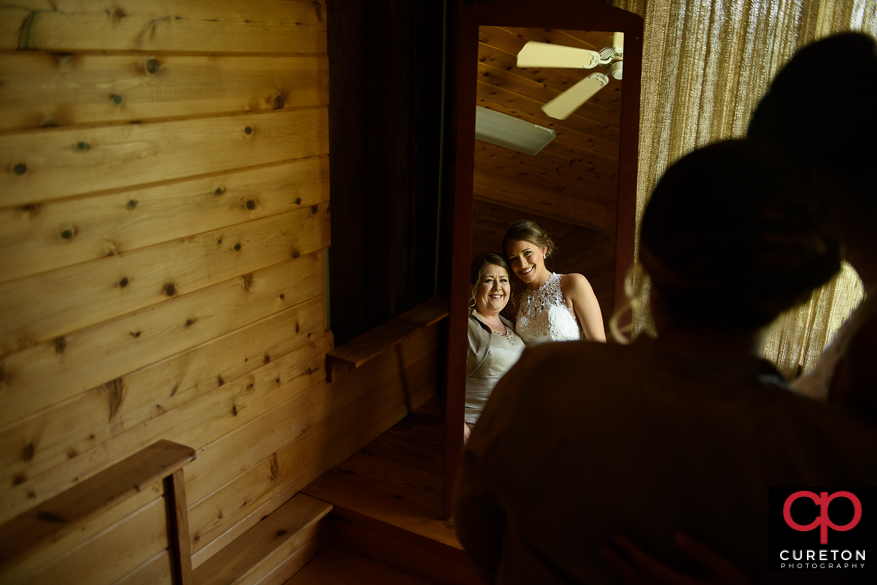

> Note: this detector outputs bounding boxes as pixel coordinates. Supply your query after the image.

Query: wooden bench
[0,440,195,585]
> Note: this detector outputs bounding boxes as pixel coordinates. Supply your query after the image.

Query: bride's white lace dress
[515,273,581,343]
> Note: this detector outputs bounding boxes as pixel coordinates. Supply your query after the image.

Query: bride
[502,220,606,343]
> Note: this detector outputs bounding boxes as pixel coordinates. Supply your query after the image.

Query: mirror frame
[442,0,643,518]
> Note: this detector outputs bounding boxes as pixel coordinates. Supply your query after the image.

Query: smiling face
[505,240,549,288]
[474,264,511,316]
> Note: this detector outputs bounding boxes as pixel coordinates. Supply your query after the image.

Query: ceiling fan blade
[516,41,601,69]
[541,73,609,120]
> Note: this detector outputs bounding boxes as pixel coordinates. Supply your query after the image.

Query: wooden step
[301,399,482,584]
[287,545,430,585]
[193,493,332,585]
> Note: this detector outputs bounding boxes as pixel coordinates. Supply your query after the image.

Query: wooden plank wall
[0,1,442,581]
[470,26,622,326]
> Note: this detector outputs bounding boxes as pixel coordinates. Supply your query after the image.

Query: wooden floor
[288,545,430,584]
[300,398,481,584]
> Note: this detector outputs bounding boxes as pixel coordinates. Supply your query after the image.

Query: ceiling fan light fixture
[474,106,556,156]
[610,61,623,80]
[602,32,624,58]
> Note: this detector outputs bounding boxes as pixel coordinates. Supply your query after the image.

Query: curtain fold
[611,0,876,378]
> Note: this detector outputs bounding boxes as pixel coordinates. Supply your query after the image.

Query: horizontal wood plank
[188,326,440,557]
[2,0,327,52]
[21,495,168,585]
[0,203,329,354]
[111,551,173,585]
[0,331,332,525]
[473,177,614,233]
[475,142,617,202]
[192,493,331,585]
[0,156,329,283]
[0,296,327,496]
[0,108,329,206]
[3,478,163,584]
[0,440,192,575]
[0,53,329,132]
[0,251,324,433]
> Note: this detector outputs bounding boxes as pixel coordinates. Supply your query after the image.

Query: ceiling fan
[516,33,623,120]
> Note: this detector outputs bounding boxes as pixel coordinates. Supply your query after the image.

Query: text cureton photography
[770,488,875,572]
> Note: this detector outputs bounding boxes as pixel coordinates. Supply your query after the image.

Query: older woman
[466,252,525,441]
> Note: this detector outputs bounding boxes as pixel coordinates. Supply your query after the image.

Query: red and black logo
[770,487,875,572]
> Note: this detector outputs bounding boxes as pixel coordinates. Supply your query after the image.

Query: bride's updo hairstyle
[501,220,557,263]
[639,139,840,330]
[469,252,512,311]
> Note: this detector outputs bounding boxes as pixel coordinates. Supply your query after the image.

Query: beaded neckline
[475,311,516,345]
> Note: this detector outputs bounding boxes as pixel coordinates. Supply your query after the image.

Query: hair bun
[640,139,840,328]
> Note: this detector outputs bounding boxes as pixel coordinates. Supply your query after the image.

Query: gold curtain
[611,0,876,379]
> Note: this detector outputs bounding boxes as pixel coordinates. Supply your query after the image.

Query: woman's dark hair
[640,139,840,329]
[748,32,877,200]
[501,220,557,262]
[469,252,512,310]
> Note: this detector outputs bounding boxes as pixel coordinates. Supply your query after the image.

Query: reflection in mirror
[444,0,643,519]
[470,26,623,332]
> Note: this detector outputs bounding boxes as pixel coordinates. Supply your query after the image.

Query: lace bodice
[516,273,581,343]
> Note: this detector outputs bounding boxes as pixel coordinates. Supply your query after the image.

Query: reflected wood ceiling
[471,26,624,327]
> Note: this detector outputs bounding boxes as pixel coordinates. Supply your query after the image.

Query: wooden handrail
[0,439,195,582]
[326,296,449,382]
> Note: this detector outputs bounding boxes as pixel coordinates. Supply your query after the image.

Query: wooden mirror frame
[442,0,643,518]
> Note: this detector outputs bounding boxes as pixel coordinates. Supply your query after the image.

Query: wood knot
[145,59,160,74]
[263,354,270,364]
[13,163,27,175]
[22,442,35,462]
[242,273,254,290]
[217,375,224,386]
[290,248,301,259]
[37,510,67,523]
[118,277,129,287]
[163,282,176,297]
[112,94,123,105]
[126,199,137,210]
[54,337,66,354]
[185,318,196,328]
[245,199,256,210]
[276,529,288,537]
[234,243,241,251]
[60,227,77,240]
[273,95,285,110]
[244,126,253,135]
[76,141,90,151]
[294,197,302,205]
[214,187,224,196]
[13,473,27,487]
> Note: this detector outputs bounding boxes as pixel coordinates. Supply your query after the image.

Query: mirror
[471,26,624,326]
[443,0,643,518]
